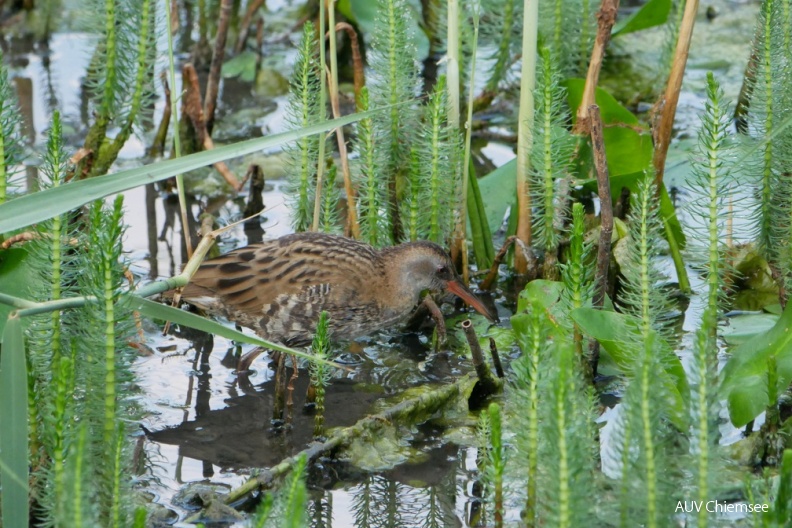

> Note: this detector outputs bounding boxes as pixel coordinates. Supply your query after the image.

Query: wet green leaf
[0,248,32,337]
[516,279,564,314]
[612,0,672,37]
[0,313,29,528]
[221,51,257,82]
[0,109,392,234]
[571,307,689,428]
[722,313,779,345]
[721,302,792,427]
[475,158,515,233]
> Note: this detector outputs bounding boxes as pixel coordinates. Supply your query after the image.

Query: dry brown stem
[573,0,620,134]
[182,64,242,191]
[652,0,700,187]
[589,105,613,377]
[234,0,265,53]
[204,0,232,134]
[333,22,365,108]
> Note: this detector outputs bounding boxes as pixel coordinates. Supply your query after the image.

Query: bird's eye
[436,265,448,275]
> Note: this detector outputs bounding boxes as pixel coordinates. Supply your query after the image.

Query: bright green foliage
[24,113,85,527]
[353,87,392,247]
[686,73,736,318]
[77,196,138,527]
[560,203,593,360]
[80,0,158,177]
[536,340,595,528]
[538,0,595,76]
[477,404,506,527]
[409,76,459,245]
[310,311,332,437]
[284,22,322,232]
[480,0,522,94]
[530,47,574,275]
[0,49,25,205]
[611,176,683,528]
[368,0,420,240]
[687,311,725,528]
[320,164,342,235]
[509,299,546,524]
[746,0,792,274]
[618,173,676,343]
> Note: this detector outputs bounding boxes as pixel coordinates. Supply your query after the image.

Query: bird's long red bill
[446,280,498,322]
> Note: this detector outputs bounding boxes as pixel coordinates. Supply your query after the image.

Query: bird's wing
[181,233,381,322]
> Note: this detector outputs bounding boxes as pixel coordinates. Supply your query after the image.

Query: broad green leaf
[565,79,653,177]
[721,302,792,427]
[516,279,564,314]
[467,158,495,268]
[0,313,29,528]
[571,307,689,427]
[721,313,779,346]
[337,0,430,59]
[124,296,340,368]
[612,0,672,37]
[221,51,257,82]
[0,109,388,235]
[0,249,32,337]
[475,158,515,233]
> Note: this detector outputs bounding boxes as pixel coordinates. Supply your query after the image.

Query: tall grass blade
[0,109,391,234]
[0,313,29,528]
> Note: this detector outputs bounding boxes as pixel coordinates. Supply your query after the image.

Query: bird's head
[384,241,497,322]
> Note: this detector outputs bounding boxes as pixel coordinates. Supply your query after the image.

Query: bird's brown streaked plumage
[181,232,495,347]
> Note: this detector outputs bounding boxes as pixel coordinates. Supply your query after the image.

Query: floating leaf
[721,302,792,427]
[571,307,689,427]
[612,0,672,37]
[722,313,779,345]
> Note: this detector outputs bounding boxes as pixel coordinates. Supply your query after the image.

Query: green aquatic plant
[530,46,574,280]
[536,340,596,528]
[560,203,593,362]
[0,49,24,206]
[478,403,505,528]
[77,196,138,526]
[410,75,458,245]
[368,0,420,241]
[319,164,342,235]
[353,88,391,247]
[310,311,332,438]
[284,21,322,232]
[479,0,522,103]
[80,0,158,177]
[686,73,736,320]
[539,0,592,75]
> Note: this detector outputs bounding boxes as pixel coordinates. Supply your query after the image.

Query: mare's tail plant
[535,340,596,527]
[319,164,341,234]
[509,298,547,523]
[24,113,83,525]
[77,196,138,526]
[368,0,420,242]
[477,403,506,528]
[309,311,332,438]
[284,21,322,232]
[686,73,737,320]
[538,0,593,76]
[407,75,458,245]
[610,175,683,528]
[744,0,792,294]
[530,46,574,280]
[353,87,391,247]
[0,50,24,206]
[560,203,593,364]
[79,0,158,177]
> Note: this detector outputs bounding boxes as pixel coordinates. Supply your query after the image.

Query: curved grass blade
[125,297,342,368]
[0,109,389,234]
[0,313,28,528]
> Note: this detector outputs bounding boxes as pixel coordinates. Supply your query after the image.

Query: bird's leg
[422,295,447,351]
[272,352,287,422]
